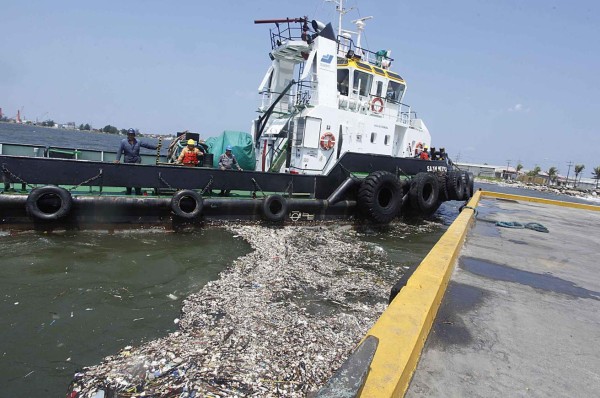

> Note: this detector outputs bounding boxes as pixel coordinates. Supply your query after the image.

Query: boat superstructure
[253,6,431,175]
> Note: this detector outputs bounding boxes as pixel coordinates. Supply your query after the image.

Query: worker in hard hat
[115,128,158,195]
[177,139,203,167]
[419,145,430,160]
[217,145,242,196]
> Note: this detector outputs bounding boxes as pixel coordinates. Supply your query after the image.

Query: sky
[1,0,599,176]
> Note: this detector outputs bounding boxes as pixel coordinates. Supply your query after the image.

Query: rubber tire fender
[357,171,403,224]
[261,194,288,223]
[26,185,73,221]
[171,190,203,219]
[465,171,474,199]
[447,171,465,201]
[409,173,440,215]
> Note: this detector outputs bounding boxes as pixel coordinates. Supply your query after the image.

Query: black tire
[447,171,465,201]
[261,194,288,222]
[464,172,474,199]
[437,173,449,202]
[409,173,440,215]
[171,190,203,219]
[26,185,73,221]
[357,171,403,224]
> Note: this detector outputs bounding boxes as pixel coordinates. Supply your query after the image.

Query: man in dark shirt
[115,128,157,195]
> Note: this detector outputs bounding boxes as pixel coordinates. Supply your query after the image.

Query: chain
[69,169,103,192]
[251,178,266,198]
[283,181,293,197]
[158,172,176,190]
[201,176,213,195]
[1,164,36,190]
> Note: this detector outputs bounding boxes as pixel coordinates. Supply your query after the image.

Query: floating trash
[67,224,404,397]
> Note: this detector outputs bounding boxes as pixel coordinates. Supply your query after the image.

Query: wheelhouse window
[386,81,406,103]
[370,132,377,143]
[337,69,350,96]
[353,70,372,97]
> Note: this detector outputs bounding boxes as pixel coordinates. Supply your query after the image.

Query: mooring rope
[496,221,549,233]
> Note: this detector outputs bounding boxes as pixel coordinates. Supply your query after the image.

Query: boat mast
[327,0,354,39]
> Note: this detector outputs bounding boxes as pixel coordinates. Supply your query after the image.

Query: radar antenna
[351,16,373,55]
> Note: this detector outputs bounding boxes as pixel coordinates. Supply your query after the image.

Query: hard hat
[187,139,195,145]
[127,128,136,135]
[226,145,232,151]
[423,145,429,149]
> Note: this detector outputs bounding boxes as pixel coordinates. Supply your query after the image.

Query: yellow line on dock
[358,191,482,397]
[480,190,600,211]
[358,189,599,397]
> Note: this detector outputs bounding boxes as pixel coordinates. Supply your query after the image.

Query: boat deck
[353,191,600,397]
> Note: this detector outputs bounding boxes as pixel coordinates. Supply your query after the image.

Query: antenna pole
[338,0,343,38]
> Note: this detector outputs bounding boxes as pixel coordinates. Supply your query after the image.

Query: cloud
[508,103,530,113]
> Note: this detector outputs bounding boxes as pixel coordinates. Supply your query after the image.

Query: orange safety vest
[420,151,430,160]
[182,148,200,165]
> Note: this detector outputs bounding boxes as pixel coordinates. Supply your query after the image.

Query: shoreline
[475,177,600,204]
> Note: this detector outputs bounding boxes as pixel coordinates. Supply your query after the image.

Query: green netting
[205,131,255,170]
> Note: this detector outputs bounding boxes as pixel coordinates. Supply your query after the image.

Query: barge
[0,13,474,230]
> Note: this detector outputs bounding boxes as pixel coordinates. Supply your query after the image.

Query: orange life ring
[370,97,384,113]
[320,132,336,150]
[414,142,423,156]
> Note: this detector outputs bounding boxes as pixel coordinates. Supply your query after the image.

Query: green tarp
[205,131,255,170]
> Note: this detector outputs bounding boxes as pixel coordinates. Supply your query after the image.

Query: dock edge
[357,189,600,397]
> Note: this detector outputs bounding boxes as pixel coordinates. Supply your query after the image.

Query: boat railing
[0,142,166,165]
[258,89,297,114]
[268,21,308,51]
[336,36,394,68]
[336,92,417,125]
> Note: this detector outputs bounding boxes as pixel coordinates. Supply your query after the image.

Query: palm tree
[593,166,600,189]
[516,163,523,173]
[547,166,558,186]
[574,164,585,188]
[527,166,541,177]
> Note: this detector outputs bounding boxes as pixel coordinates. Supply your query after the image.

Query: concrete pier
[358,191,600,397]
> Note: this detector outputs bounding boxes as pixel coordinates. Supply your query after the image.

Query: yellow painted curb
[358,191,482,397]
[480,190,600,211]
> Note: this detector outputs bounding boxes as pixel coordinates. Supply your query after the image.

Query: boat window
[387,71,403,81]
[356,61,372,72]
[337,69,350,96]
[384,135,390,145]
[373,66,386,76]
[353,70,372,97]
[376,81,383,97]
[370,132,377,143]
[386,81,406,103]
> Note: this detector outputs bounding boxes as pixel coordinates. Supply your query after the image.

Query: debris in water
[66,224,404,396]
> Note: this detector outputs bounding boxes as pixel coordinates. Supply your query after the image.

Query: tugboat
[0,6,472,229]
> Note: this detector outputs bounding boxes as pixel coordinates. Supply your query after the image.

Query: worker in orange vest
[419,145,430,160]
[177,139,203,166]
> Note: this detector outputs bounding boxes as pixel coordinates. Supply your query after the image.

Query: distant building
[454,162,518,179]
